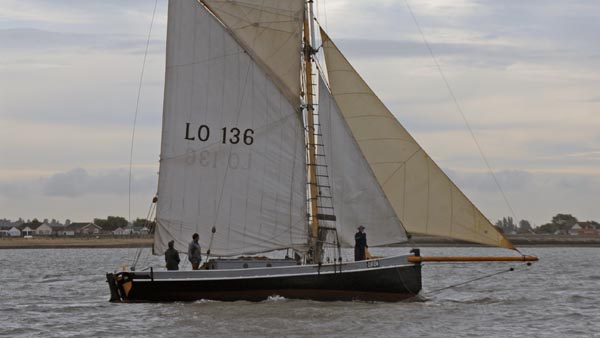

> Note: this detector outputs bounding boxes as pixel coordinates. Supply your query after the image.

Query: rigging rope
[403,0,520,227]
[126,0,159,269]
[423,263,530,296]
[131,196,157,269]
[204,226,217,264]
[128,0,159,224]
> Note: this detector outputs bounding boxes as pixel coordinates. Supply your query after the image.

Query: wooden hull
[106,255,422,302]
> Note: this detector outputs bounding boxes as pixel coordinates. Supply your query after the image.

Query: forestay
[318,78,408,247]
[154,0,307,256]
[320,29,513,249]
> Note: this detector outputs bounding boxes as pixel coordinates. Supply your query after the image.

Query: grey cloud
[331,0,600,68]
[334,37,583,69]
[527,141,600,164]
[41,168,156,197]
[446,168,600,195]
[386,105,543,133]
[554,174,600,193]
[446,169,535,192]
[336,38,514,65]
[0,180,37,198]
[0,28,165,54]
[45,168,156,197]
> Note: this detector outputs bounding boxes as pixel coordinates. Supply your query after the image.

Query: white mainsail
[318,78,408,247]
[154,0,307,256]
[320,29,513,249]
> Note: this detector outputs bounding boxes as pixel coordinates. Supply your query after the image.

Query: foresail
[318,78,408,247]
[200,0,304,107]
[154,0,307,256]
[320,29,513,249]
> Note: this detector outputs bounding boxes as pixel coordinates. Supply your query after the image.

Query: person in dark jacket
[165,240,180,270]
[354,225,368,261]
[188,233,202,270]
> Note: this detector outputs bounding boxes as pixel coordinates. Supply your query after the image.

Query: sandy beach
[0,236,153,249]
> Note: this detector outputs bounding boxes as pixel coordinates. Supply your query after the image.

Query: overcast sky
[1,0,599,226]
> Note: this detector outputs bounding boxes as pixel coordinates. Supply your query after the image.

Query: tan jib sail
[201,0,304,106]
[154,0,307,256]
[320,29,513,249]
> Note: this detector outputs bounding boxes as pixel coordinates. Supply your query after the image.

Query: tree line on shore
[495,213,599,234]
[2,213,597,235]
[0,216,155,231]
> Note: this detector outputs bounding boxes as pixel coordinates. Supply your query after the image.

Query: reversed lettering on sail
[154,0,307,256]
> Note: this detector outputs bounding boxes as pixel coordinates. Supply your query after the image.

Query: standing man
[165,240,180,270]
[188,233,202,270]
[354,225,368,261]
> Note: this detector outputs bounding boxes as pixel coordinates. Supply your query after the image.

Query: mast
[304,0,320,262]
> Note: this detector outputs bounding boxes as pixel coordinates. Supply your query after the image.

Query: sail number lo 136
[184,123,254,145]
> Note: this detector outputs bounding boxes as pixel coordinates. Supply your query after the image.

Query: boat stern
[106,273,121,302]
[106,272,134,302]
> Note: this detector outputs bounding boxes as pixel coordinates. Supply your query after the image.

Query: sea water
[0,246,598,337]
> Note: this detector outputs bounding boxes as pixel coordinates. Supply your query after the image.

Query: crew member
[188,233,202,270]
[165,240,180,271]
[354,225,368,261]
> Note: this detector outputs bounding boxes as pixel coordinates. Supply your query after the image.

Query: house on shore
[1,226,22,237]
[112,227,133,236]
[569,223,599,236]
[34,223,53,235]
[7,226,21,237]
[133,226,151,235]
[56,222,102,236]
[18,225,35,237]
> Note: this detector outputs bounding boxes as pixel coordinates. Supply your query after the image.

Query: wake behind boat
[107,0,536,303]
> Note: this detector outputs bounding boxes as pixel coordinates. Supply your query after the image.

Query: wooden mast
[304,0,320,262]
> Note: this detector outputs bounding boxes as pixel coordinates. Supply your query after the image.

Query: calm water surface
[1,246,598,337]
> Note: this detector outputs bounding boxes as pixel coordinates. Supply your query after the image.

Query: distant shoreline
[0,234,598,249]
[0,236,153,249]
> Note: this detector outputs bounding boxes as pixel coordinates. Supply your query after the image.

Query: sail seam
[426,154,430,233]
[381,149,421,187]
[330,92,379,96]
[343,114,401,120]
[354,137,413,143]
[166,50,247,69]
[206,1,298,16]
[236,21,299,33]
[370,161,406,165]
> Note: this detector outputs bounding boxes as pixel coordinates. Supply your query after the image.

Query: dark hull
[107,256,422,302]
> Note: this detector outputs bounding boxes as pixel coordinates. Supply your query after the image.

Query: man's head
[192,233,199,241]
[168,240,175,248]
[358,225,365,232]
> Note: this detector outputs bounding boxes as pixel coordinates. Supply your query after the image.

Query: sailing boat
[106,0,536,302]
